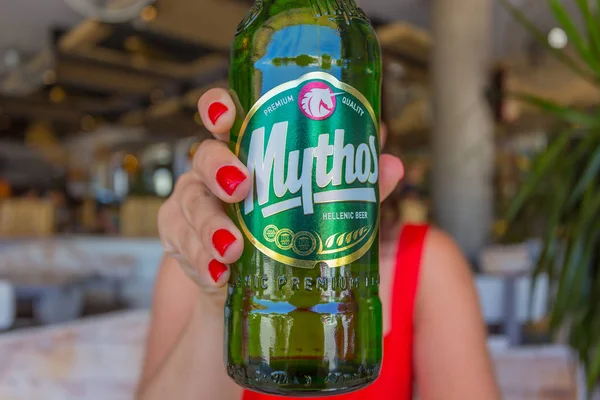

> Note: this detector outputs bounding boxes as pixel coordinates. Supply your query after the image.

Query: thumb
[379,154,404,202]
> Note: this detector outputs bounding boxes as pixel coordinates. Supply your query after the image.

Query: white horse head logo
[299,83,341,120]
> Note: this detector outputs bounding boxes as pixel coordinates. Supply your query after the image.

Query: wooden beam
[377,23,431,66]
[58,20,113,52]
[56,58,170,95]
[0,96,83,125]
[61,48,229,81]
[182,79,229,108]
[121,79,230,125]
[142,114,205,137]
[146,98,182,119]
[143,0,248,50]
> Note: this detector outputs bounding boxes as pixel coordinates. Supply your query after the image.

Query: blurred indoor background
[0,0,598,399]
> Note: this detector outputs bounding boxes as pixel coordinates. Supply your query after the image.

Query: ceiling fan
[64,0,155,23]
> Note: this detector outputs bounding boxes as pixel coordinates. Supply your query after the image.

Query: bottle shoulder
[232,11,380,62]
[230,1,382,103]
[234,0,376,40]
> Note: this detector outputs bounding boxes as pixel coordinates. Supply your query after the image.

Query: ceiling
[0,0,588,145]
[0,0,81,74]
[0,0,575,63]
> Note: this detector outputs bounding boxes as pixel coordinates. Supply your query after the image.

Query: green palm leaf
[500,0,600,392]
[575,0,600,58]
[551,229,586,328]
[511,93,600,128]
[506,132,571,223]
[531,171,571,280]
[498,0,598,84]
[568,143,600,207]
[549,0,600,74]
[529,174,570,317]
[551,188,600,328]
[590,343,600,392]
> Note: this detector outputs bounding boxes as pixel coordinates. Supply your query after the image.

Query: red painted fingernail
[208,102,228,125]
[216,165,246,196]
[212,229,236,257]
[208,260,228,283]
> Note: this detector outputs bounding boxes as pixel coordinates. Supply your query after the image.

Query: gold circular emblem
[292,232,317,256]
[263,225,279,243]
[275,229,294,251]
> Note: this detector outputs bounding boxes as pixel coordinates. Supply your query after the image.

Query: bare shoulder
[413,227,501,399]
[420,227,475,294]
[416,226,482,328]
[422,227,470,268]
[416,228,479,317]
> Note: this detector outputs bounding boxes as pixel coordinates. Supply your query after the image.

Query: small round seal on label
[263,225,279,243]
[292,232,317,256]
[275,229,294,251]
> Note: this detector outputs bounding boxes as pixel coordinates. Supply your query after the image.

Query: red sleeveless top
[242,225,429,400]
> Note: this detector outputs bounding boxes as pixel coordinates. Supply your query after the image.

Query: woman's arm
[414,228,500,400]
[137,257,241,400]
[137,88,248,400]
[139,257,197,387]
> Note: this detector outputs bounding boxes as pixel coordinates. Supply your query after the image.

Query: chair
[120,197,164,237]
[478,240,548,346]
[0,199,55,238]
[0,280,15,330]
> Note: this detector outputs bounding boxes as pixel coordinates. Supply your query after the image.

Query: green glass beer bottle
[225,0,382,396]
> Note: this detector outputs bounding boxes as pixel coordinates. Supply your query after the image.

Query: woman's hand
[158,88,405,299]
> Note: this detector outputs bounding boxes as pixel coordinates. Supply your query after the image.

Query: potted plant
[500,0,600,397]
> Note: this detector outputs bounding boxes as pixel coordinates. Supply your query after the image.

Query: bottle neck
[259,0,364,19]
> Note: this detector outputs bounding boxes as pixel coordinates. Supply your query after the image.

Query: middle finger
[192,139,250,203]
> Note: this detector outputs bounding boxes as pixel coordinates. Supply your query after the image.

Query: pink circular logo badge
[298,81,339,120]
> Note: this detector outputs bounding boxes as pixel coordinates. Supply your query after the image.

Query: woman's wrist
[195,288,227,318]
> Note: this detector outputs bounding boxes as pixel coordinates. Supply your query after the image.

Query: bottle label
[234,72,379,268]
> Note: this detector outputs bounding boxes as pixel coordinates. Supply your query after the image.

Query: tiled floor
[0,311,588,400]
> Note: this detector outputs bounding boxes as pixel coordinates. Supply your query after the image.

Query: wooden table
[0,311,587,400]
[0,270,99,325]
[0,311,147,400]
[0,237,151,309]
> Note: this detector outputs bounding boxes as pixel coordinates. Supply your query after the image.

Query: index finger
[198,88,237,142]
